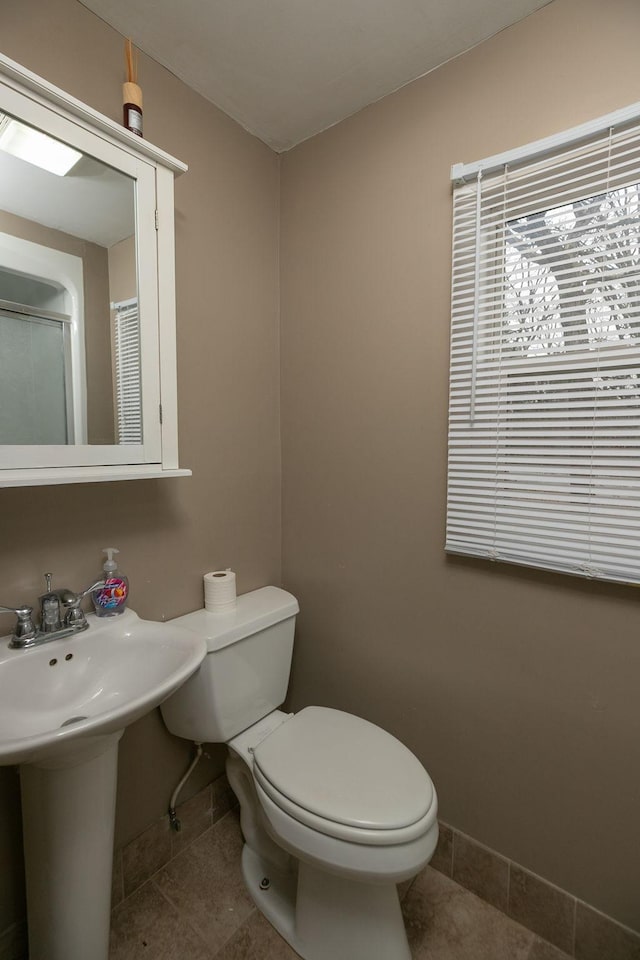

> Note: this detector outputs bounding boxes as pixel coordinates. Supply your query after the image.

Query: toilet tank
[160,586,299,743]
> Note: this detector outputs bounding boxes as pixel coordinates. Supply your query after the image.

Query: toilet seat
[251,706,436,845]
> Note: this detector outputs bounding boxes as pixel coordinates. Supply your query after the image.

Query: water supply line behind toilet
[168,742,203,832]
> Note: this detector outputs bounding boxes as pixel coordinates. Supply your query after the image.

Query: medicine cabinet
[0,52,191,486]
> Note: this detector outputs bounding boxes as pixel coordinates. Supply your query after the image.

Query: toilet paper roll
[204,569,236,611]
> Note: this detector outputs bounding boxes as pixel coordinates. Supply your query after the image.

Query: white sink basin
[0,607,206,766]
[1,604,207,960]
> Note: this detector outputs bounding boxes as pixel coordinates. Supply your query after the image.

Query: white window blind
[447,115,640,584]
[112,298,142,445]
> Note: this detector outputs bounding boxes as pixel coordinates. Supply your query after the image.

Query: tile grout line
[448,824,454,877]
[451,827,456,881]
[147,814,261,960]
[117,774,235,901]
[438,822,640,959]
[169,809,213,860]
[116,806,239,914]
[112,847,124,908]
[443,819,640,934]
[209,906,260,960]
[150,875,216,958]
[169,783,214,860]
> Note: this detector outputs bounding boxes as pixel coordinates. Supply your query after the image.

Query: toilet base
[242,844,412,960]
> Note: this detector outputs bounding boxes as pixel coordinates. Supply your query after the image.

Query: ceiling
[0,142,135,248]
[80,0,553,153]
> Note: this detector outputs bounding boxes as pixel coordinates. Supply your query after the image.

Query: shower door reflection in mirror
[0,304,69,444]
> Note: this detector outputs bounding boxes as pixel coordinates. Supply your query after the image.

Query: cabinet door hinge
[154,209,159,230]
[159,403,163,424]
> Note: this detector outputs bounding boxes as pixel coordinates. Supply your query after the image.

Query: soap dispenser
[92,547,129,617]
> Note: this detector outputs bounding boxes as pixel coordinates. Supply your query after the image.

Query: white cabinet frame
[0,53,191,486]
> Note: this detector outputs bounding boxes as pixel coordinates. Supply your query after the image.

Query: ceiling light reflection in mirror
[0,113,82,175]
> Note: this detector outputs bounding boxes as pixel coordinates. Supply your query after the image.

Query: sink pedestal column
[20,730,124,960]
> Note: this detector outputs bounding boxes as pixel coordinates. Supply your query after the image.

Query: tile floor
[109,808,572,960]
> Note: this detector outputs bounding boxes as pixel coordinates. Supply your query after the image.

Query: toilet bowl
[161,588,438,960]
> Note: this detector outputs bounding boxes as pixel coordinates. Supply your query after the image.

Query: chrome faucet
[0,574,106,650]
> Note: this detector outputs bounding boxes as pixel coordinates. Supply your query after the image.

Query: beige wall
[108,235,136,305]
[0,0,280,935]
[280,0,640,931]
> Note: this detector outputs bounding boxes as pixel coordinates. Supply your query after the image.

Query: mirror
[0,52,190,485]
[0,110,140,446]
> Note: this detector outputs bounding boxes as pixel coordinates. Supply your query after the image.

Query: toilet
[161,587,438,960]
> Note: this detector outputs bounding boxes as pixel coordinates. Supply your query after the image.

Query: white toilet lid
[252,706,433,831]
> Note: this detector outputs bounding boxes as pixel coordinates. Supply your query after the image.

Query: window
[446,113,640,584]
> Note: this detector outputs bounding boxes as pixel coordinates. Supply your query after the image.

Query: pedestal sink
[0,608,207,960]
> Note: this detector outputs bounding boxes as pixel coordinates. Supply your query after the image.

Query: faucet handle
[0,604,37,643]
[0,603,33,616]
[78,581,106,600]
[58,582,104,629]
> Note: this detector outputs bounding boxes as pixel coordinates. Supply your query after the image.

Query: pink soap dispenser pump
[92,547,129,617]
